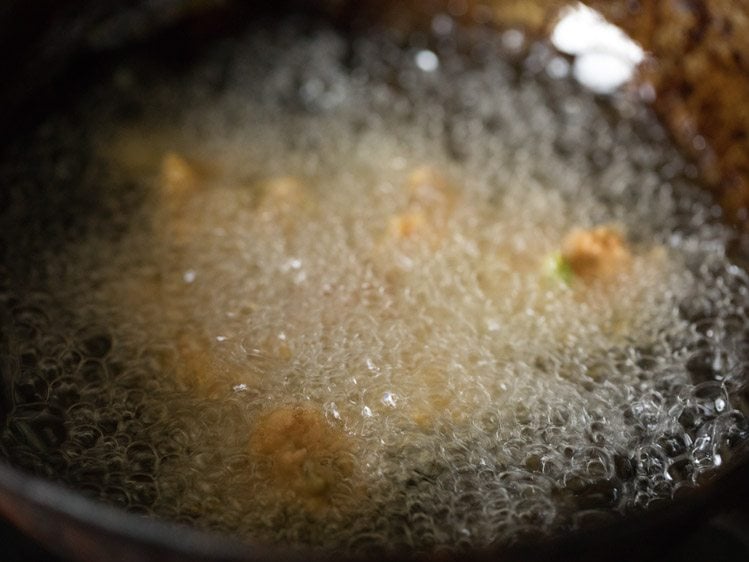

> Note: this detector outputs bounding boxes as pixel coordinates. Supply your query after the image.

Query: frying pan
[1,1,748,560]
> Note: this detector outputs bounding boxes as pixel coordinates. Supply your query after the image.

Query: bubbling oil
[2,16,749,555]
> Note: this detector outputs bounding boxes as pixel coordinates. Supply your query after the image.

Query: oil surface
[1,16,749,555]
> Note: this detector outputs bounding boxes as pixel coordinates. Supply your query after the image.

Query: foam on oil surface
[2,18,749,554]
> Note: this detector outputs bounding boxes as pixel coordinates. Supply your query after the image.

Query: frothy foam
[1,17,748,555]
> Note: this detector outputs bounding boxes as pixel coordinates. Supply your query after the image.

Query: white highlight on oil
[551,3,645,93]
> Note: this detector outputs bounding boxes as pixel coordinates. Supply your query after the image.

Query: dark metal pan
[1,2,748,560]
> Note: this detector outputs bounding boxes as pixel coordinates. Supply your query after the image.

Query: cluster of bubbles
[1,13,749,555]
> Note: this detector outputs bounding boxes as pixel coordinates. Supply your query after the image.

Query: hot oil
[1,16,749,554]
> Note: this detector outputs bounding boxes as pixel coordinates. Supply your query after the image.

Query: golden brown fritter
[560,225,632,282]
[384,166,457,244]
[248,405,357,513]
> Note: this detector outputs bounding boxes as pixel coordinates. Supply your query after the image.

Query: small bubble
[692,135,707,151]
[326,402,341,420]
[283,258,302,271]
[415,50,439,73]
[546,56,570,79]
[639,82,656,102]
[300,78,324,101]
[432,14,454,36]
[502,29,525,52]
